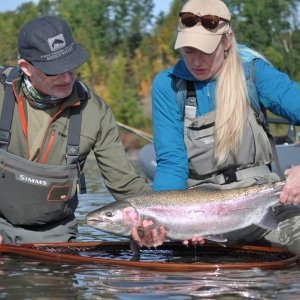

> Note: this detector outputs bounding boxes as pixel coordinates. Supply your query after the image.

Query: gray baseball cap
[18,16,87,75]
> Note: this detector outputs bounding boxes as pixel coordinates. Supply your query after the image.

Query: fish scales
[86,181,284,241]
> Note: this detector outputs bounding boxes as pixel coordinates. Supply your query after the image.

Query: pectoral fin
[255,208,279,230]
[130,238,140,261]
[204,235,228,243]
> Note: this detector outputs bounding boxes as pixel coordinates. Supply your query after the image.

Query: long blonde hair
[214,33,249,166]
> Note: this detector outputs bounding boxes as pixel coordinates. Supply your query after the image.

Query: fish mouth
[86,217,106,226]
[86,219,99,226]
[86,217,115,227]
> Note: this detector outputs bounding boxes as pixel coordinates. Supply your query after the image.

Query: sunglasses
[28,61,58,77]
[179,12,229,30]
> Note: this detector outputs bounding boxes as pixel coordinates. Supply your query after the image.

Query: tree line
[0,0,299,135]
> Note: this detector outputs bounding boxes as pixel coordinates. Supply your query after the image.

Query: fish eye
[106,211,114,217]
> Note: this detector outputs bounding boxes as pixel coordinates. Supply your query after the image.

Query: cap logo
[47,34,66,52]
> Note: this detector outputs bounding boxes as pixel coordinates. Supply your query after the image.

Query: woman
[132,0,300,254]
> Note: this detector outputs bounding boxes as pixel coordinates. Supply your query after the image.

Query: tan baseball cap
[174,0,231,54]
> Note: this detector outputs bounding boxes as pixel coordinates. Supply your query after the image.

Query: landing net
[0,241,297,271]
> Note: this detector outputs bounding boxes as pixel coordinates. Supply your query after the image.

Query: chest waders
[173,60,282,189]
[0,67,87,226]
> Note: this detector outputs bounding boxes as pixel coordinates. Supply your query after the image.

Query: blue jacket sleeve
[152,70,188,191]
[254,59,300,124]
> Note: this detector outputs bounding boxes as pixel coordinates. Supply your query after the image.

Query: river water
[1,155,300,300]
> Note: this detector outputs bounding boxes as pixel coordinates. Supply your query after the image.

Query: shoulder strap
[246,60,284,179]
[66,104,82,166]
[173,76,197,119]
[173,76,185,117]
[185,80,197,118]
[0,66,20,151]
[245,60,269,130]
[65,80,90,193]
[75,79,91,101]
[66,80,90,165]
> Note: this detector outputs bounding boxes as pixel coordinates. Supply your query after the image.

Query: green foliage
[1,0,300,134]
[226,0,300,77]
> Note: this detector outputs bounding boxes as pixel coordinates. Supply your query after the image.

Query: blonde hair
[214,33,249,166]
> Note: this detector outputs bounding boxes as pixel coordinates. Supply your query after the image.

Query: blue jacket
[152,46,300,191]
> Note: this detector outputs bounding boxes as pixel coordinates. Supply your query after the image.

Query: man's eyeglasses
[179,12,230,30]
[28,61,58,77]
[44,72,57,77]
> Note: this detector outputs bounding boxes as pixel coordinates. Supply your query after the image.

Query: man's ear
[17,59,32,77]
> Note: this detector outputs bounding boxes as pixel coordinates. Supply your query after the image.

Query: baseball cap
[18,16,87,75]
[174,0,231,54]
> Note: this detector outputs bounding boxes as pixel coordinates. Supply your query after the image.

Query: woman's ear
[224,31,233,49]
[17,59,32,77]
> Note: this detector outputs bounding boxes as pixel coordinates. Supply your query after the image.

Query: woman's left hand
[182,236,205,246]
[280,164,300,205]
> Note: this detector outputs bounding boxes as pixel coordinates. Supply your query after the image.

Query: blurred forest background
[0,0,300,140]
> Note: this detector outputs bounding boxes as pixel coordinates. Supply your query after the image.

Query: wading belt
[0,67,87,193]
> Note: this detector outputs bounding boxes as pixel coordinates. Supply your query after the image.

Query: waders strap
[66,80,87,193]
[0,67,20,151]
[268,134,284,180]
[66,104,86,194]
[190,165,271,185]
[64,80,87,166]
[249,61,284,180]
[66,104,81,166]
[173,78,197,119]
[185,81,197,118]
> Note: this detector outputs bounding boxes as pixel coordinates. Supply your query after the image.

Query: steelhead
[86,181,284,242]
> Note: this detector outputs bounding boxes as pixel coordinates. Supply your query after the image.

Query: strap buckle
[0,129,11,145]
[222,169,237,184]
[66,145,80,165]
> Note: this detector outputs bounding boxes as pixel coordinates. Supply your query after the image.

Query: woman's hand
[280,164,300,205]
[182,236,205,246]
[131,219,166,248]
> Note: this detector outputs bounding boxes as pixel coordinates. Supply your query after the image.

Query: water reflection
[1,250,300,299]
[1,156,300,300]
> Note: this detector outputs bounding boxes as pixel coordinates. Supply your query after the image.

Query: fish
[86,181,284,242]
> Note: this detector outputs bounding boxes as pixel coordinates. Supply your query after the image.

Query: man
[0,16,150,243]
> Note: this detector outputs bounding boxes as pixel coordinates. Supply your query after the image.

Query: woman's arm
[254,59,300,124]
[152,70,189,191]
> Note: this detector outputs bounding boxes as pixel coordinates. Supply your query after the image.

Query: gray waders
[0,67,87,243]
[174,75,300,256]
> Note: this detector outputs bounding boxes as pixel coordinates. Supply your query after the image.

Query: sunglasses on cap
[179,12,230,30]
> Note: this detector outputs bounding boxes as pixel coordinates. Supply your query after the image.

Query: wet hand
[280,165,300,205]
[131,219,166,248]
[182,236,205,246]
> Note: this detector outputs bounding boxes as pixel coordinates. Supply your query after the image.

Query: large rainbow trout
[86,181,284,242]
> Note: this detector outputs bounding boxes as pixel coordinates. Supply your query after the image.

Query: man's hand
[131,219,166,248]
[280,165,300,205]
